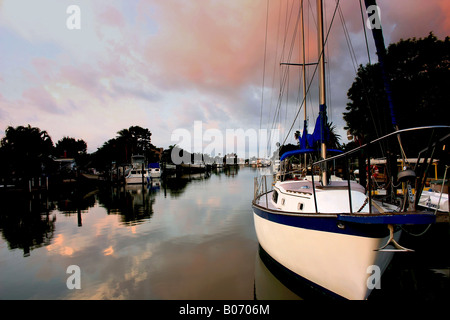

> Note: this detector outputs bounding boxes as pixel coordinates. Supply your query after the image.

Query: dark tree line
[92,126,157,172]
[0,124,159,180]
[0,125,60,180]
[343,33,449,155]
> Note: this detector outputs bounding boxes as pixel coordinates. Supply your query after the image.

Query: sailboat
[252,0,449,300]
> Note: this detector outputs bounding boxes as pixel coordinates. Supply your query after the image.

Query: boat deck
[254,189,450,221]
[255,188,391,215]
[276,179,366,195]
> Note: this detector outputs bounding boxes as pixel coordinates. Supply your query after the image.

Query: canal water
[0,166,448,300]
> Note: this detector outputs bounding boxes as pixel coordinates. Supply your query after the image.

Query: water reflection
[254,248,302,300]
[0,193,56,257]
[254,245,337,300]
[2,165,445,300]
[0,168,233,258]
[98,184,156,226]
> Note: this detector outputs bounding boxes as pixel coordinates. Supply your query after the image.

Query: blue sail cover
[280,107,342,161]
[280,148,316,161]
[311,105,330,145]
[279,148,342,161]
[299,121,314,150]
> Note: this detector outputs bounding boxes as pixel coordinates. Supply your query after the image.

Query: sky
[1,0,449,157]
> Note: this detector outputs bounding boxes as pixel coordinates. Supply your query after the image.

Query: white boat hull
[125,169,150,184]
[253,210,399,300]
[126,176,149,184]
[150,168,162,178]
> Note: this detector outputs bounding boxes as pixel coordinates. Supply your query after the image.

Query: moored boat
[252,0,449,300]
[125,167,150,184]
[125,155,150,184]
[253,127,446,299]
[149,163,162,178]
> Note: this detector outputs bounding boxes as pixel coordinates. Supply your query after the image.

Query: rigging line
[285,66,289,139]
[338,3,358,73]
[280,3,301,117]
[337,1,376,141]
[339,0,384,156]
[268,1,296,158]
[266,0,295,137]
[306,0,312,123]
[268,1,303,154]
[281,0,341,147]
[267,0,287,133]
[281,63,317,147]
[359,0,371,65]
[308,0,318,29]
[324,0,333,123]
[264,2,284,158]
[351,1,390,161]
[274,66,289,153]
[357,2,397,163]
[259,0,269,159]
[267,2,301,150]
[266,1,283,141]
[294,0,306,135]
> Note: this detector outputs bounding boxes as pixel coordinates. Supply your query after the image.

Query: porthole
[272,190,279,203]
[281,198,285,205]
[297,203,304,210]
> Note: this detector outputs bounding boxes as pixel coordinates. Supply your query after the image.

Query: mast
[363,0,397,130]
[364,0,405,201]
[317,0,327,185]
[301,0,307,168]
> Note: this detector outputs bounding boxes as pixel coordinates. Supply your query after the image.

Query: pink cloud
[381,0,449,42]
[21,86,63,114]
[2,0,449,152]
[142,0,270,91]
[31,58,52,78]
[98,5,125,27]
[137,0,338,100]
[440,0,450,31]
[59,63,102,95]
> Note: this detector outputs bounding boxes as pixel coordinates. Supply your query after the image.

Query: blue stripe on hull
[253,205,390,238]
[253,204,435,238]
[337,213,436,225]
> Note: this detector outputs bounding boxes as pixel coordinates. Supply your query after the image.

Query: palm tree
[0,125,54,179]
[117,128,133,163]
[327,121,342,149]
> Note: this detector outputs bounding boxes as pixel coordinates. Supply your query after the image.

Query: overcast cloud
[1,0,448,156]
